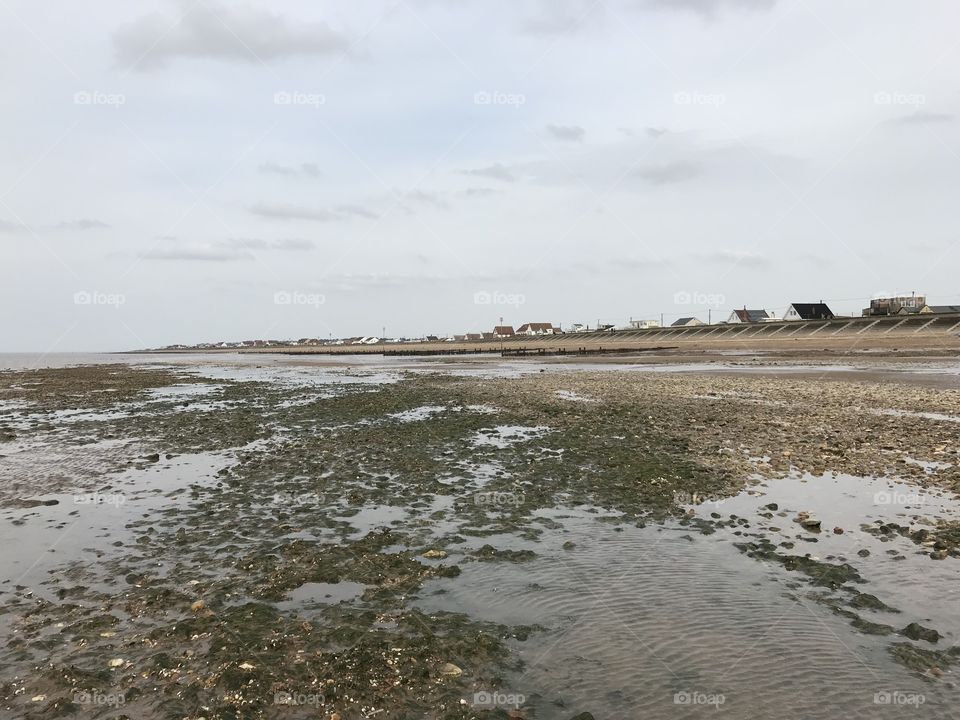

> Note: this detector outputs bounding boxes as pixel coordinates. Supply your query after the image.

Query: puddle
[472,425,551,449]
[274,581,367,611]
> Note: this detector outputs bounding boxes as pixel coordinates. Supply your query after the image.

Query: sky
[2,0,960,351]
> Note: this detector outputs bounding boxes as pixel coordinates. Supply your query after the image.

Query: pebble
[440,662,462,677]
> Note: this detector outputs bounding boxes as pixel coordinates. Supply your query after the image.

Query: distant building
[920,305,960,314]
[482,332,496,340]
[493,325,515,337]
[671,317,704,327]
[570,323,587,332]
[629,319,660,329]
[784,303,835,321]
[516,323,557,336]
[863,294,926,317]
[466,333,483,341]
[726,308,776,324]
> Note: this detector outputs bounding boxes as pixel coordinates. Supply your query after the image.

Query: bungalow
[863,294,926,317]
[493,325,515,338]
[516,322,557,336]
[784,303,834,321]
[920,305,960,314]
[466,333,483,341]
[671,317,705,327]
[629,319,660,329]
[726,308,776,324]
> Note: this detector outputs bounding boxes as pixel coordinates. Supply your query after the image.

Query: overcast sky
[2,0,960,351]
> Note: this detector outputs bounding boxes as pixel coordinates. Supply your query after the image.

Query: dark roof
[925,305,960,314]
[493,325,515,335]
[671,317,698,326]
[788,303,834,319]
[732,309,772,322]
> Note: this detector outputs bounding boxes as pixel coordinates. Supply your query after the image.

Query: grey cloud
[0,219,24,233]
[336,204,380,220]
[140,245,251,262]
[259,162,321,178]
[250,203,377,222]
[56,219,111,230]
[546,124,586,142]
[114,1,351,70]
[635,161,701,185]
[406,190,449,210]
[701,248,770,268]
[645,127,669,138]
[272,238,315,251]
[461,163,515,182]
[463,187,499,198]
[638,0,778,17]
[888,112,954,126]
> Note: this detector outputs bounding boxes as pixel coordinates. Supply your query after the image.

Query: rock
[833,527,844,535]
[190,599,205,613]
[569,714,596,720]
[930,549,948,560]
[765,503,779,511]
[857,549,870,557]
[108,658,124,668]
[900,623,941,643]
[145,453,160,463]
[239,662,256,670]
[330,714,342,720]
[562,541,576,550]
[930,666,944,678]
[422,549,447,559]
[31,695,46,702]
[440,662,462,677]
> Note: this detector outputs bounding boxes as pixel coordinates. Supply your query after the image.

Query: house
[920,305,960,314]
[726,308,776,324]
[629,319,660,329]
[671,317,704,327]
[493,325,515,338]
[570,323,586,332]
[863,294,926,317]
[453,334,467,341]
[466,333,483,341]
[482,332,496,340]
[516,322,556,336]
[597,323,616,332]
[784,303,834,321]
